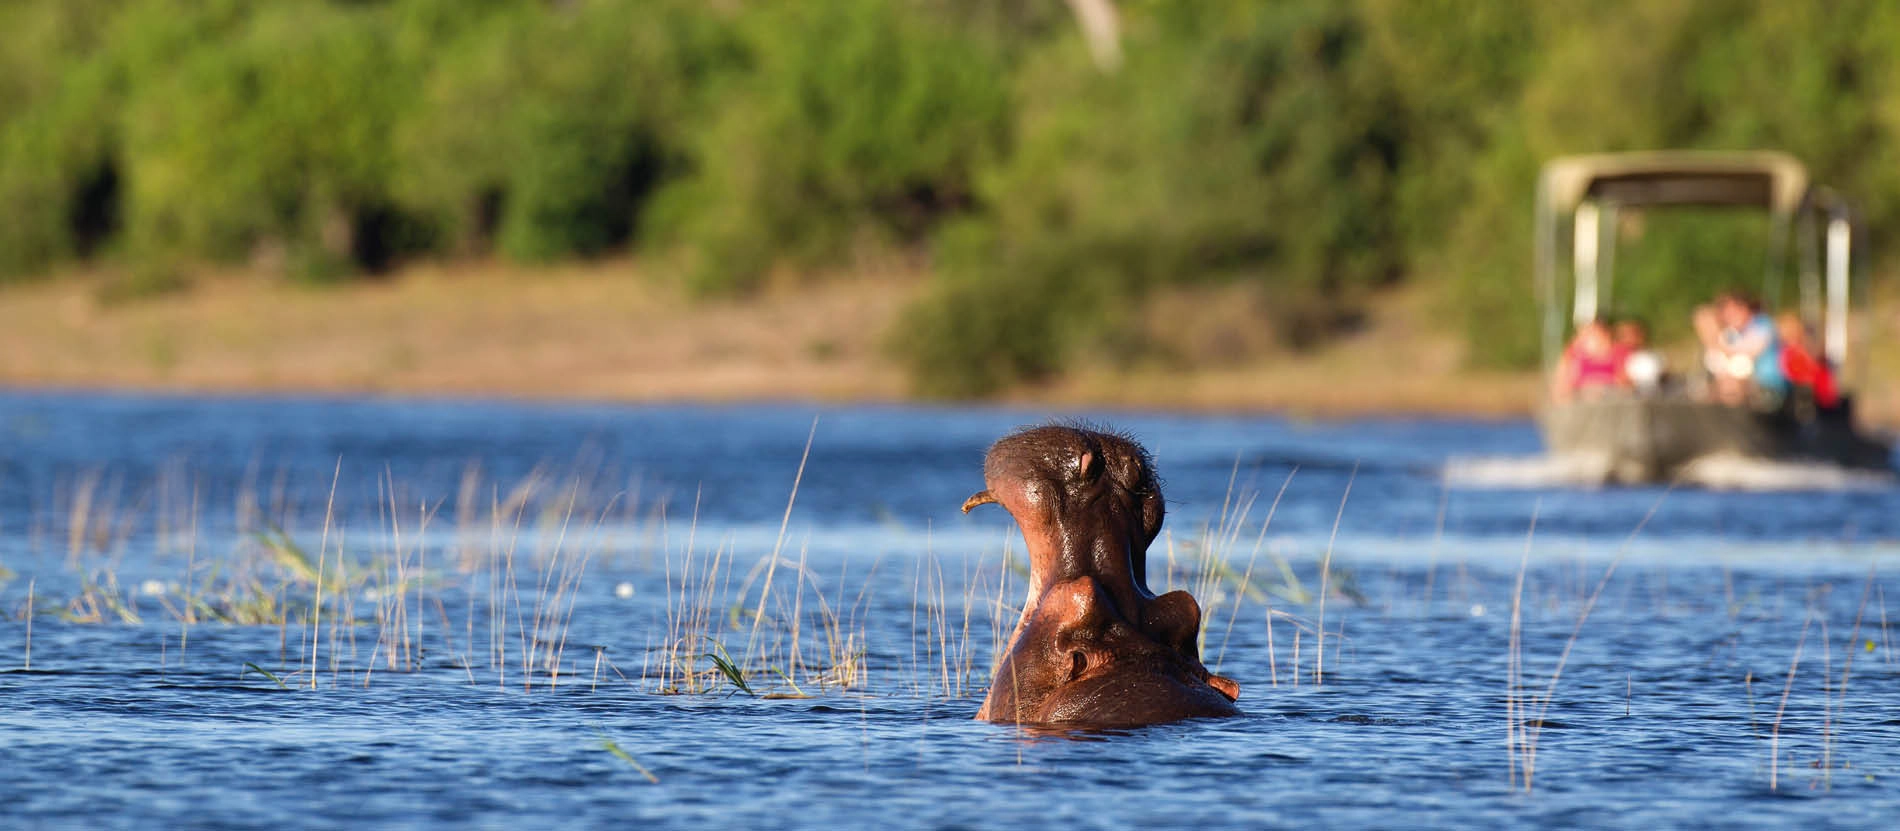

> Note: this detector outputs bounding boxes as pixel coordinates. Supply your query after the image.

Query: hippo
[962,425,1240,727]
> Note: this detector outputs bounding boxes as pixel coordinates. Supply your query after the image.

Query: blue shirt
[1739,313,1786,392]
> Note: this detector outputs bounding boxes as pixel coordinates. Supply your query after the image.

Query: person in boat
[1552,319,1626,403]
[1613,317,1664,395]
[1697,290,1786,406]
[1776,312,1839,410]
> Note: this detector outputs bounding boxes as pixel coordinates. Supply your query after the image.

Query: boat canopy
[1539,151,1810,219]
[1534,150,1858,376]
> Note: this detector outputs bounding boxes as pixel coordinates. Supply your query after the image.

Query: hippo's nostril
[1068,651,1088,682]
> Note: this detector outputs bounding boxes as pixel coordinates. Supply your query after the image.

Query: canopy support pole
[1825,215,1850,367]
[1572,202,1600,325]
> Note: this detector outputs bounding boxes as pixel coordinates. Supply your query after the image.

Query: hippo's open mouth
[963,425,1240,727]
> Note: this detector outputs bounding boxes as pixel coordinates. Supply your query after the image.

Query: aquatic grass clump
[13,461,617,688]
[9,450,1348,706]
[12,452,926,701]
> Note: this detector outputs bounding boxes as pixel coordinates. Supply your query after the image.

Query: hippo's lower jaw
[977,619,1242,728]
[975,577,1241,727]
[963,425,1242,727]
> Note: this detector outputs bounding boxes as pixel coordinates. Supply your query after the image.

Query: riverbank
[3,260,1894,427]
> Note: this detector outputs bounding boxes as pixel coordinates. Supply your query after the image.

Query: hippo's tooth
[1209,674,1240,701]
[961,489,998,513]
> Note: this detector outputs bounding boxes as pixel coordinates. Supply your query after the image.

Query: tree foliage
[2,0,1898,389]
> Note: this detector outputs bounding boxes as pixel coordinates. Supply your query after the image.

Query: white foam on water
[1443,450,1895,492]
[1441,452,1614,489]
[1674,452,1896,492]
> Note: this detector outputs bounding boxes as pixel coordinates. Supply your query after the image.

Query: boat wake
[1673,453,1896,491]
[1443,452,1616,489]
[1443,451,1896,491]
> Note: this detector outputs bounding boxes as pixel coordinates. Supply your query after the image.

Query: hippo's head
[963,425,1240,727]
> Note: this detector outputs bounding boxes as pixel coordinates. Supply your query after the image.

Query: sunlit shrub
[644,0,1010,294]
[0,1,132,278]
[116,3,416,274]
[392,1,740,262]
[892,3,1405,394]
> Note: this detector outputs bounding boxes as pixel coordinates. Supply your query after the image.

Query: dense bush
[641,0,1009,293]
[3,0,1900,390]
[0,0,132,274]
[122,3,414,273]
[394,1,741,262]
[894,2,1407,392]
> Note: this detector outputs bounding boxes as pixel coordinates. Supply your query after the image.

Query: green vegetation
[3,0,1898,391]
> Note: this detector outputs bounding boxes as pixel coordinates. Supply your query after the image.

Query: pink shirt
[1568,345,1625,389]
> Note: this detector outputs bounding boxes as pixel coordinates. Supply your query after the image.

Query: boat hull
[1538,397,1893,485]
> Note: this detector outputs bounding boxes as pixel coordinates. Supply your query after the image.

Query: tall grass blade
[241,662,289,689]
[595,729,660,783]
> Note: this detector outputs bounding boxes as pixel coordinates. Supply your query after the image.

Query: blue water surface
[2,390,1898,829]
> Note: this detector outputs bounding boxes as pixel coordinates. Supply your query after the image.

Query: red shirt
[1780,344,1839,408]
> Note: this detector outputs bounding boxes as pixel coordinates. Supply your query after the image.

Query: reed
[1510,484,1674,793]
[22,578,31,670]
[1315,464,1357,686]
[1505,504,1533,791]
[596,728,661,784]
[1769,617,1812,792]
[1211,467,1298,676]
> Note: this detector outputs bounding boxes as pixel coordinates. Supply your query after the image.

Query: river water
[2,391,1898,828]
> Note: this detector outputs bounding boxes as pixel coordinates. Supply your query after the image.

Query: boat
[1532,151,1893,484]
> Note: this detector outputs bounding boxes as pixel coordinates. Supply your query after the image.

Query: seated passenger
[1705,290,1785,406]
[1693,303,1727,398]
[1552,319,1625,403]
[1776,312,1839,410]
[1613,318,1663,394]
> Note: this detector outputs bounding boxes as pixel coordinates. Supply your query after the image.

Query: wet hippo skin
[963,425,1241,726]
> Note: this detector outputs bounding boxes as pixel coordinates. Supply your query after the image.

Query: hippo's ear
[1075,450,1101,481]
[1138,488,1165,548]
[961,490,997,513]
